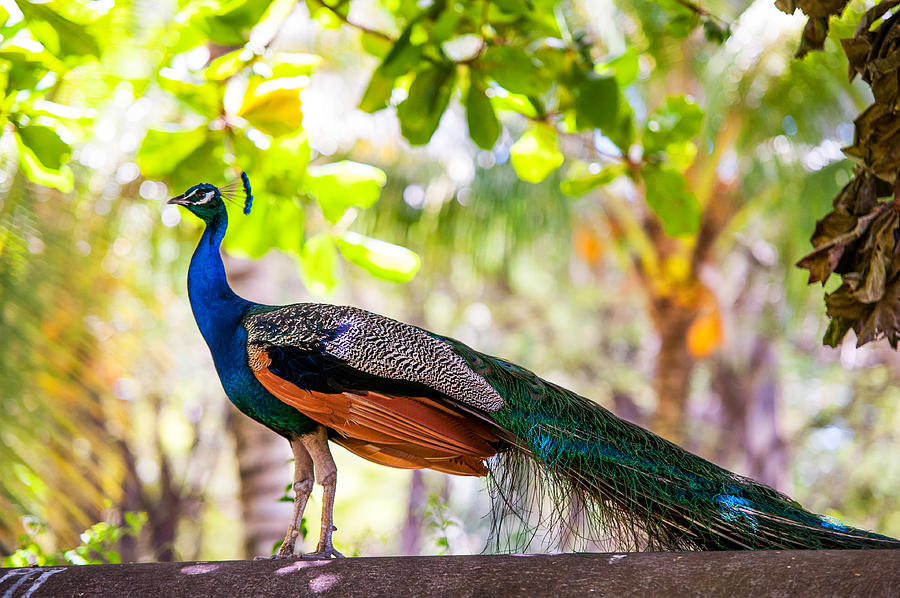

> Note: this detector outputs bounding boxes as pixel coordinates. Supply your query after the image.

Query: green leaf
[336,231,421,282]
[480,46,549,96]
[602,48,640,87]
[201,0,276,46]
[560,162,626,196]
[644,95,704,153]
[494,0,531,13]
[205,50,247,81]
[238,77,307,137]
[16,124,70,171]
[306,161,387,223]
[270,53,320,78]
[137,126,207,178]
[466,73,500,150]
[300,232,338,295]
[509,124,564,183]
[606,100,635,151]
[396,64,456,145]
[361,32,393,57]
[225,193,304,259]
[0,43,60,91]
[359,67,395,114]
[380,27,423,78]
[14,0,100,57]
[14,129,73,192]
[574,75,619,131]
[665,140,698,172]
[157,76,221,119]
[642,166,701,237]
[489,90,538,118]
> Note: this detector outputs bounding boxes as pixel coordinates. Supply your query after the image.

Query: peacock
[168,173,900,558]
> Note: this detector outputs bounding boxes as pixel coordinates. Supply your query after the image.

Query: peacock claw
[254,548,298,560]
[300,545,344,560]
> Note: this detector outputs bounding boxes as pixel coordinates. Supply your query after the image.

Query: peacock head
[168,172,253,223]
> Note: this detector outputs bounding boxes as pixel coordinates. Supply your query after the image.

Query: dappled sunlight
[2,0,899,565]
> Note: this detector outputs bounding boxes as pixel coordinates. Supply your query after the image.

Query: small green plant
[272,481,308,555]
[424,493,454,555]
[2,512,147,567]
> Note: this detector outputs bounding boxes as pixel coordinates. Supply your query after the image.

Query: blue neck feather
[187,211,253,349]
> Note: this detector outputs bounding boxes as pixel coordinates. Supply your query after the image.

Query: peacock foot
[300,541,344,559]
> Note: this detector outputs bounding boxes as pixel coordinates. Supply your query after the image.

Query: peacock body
[169,175,900,557]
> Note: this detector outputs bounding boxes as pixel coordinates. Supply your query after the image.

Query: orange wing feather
[249,347,500,477]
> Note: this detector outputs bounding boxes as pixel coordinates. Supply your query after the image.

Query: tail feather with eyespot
[442,337,900,550]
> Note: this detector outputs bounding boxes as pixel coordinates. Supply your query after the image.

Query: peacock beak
[167,194,190,206]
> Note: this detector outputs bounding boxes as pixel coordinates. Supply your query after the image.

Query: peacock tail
[441,336,900,551]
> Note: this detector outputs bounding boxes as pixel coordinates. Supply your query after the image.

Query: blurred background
[1,0,899,563]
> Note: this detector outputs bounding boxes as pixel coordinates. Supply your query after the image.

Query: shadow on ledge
[2,550,899,597]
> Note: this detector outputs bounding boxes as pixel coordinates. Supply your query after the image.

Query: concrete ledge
[2,550,899,597]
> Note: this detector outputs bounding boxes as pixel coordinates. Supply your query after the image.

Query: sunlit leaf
[480,46,549,96]
[137,126,207,178]
[14,129,73,192]
[510,124,564,183]
[201,0,276,45]
[336,231,421,282]
[359,67,395,114]
[466,72,500,150]
[642,166,702,237]
[306,161,387,223]
[205,50,246,81]
[14,0,99,57]
[379,26,422,77]
[644,95,704,153]
[489,90,538,117]
[157,75,221,119]
[300,232,338,294]
[225,194,304,259]
[560,162,626,196]
[396,64,456,145]
[602,48,640,87]
[238,77,307,137]
[270,53,320,78]
[16,124,70,171]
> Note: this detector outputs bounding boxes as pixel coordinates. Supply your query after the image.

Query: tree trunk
[649,297,698,444]
[229,412,292,558]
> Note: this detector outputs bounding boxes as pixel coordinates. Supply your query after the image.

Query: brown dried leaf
[857,276,900,345]
[795,0,849,18]
[845,104,900,183]
[825,283,869,319]
[796,202,890,284]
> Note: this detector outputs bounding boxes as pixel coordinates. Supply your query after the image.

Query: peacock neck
[187,212,252,347]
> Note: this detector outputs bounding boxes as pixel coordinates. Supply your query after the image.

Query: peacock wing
[242,305,505,475]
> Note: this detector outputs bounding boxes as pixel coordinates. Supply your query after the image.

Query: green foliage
[335,231,421,283]
[397,64,457,145]
[642,166,702,237]
[465,72,500,150]
[510,125,564,184]
[560,162,626,197]
[424,493,453,555]
[573,75,619,132]
[2,513,145,567]
[306,161,387,224]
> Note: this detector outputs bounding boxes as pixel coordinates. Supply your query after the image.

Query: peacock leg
[300,425,344,559]
[275,437,314,558]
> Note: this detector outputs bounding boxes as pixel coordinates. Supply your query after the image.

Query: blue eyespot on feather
[241,172,253,215]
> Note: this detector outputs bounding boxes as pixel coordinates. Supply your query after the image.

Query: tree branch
[312,0,396,43]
